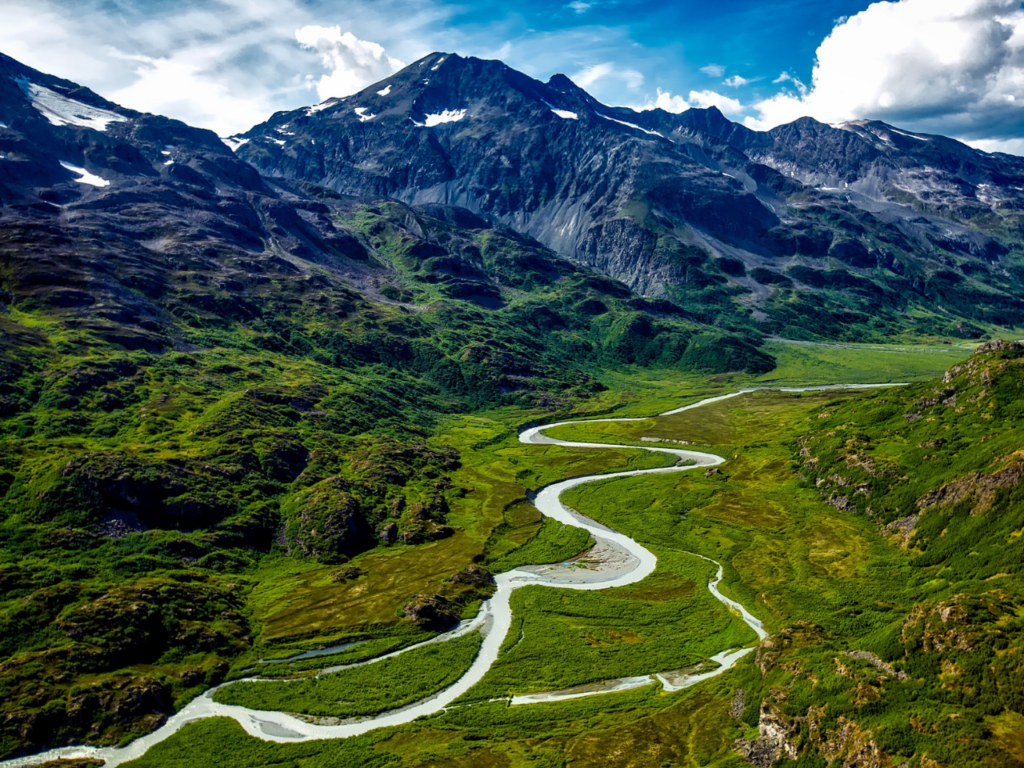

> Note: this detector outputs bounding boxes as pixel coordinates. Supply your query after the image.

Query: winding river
[3,384,894,767]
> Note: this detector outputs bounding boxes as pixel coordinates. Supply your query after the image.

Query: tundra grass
[456,551,755,702]
[542,387,867,452]
[245,437,677,650]
[758,338,972,385]
[214,631,483,718]
[125,682,749,768]
[484,517,594,573]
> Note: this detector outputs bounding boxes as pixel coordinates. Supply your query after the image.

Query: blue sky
[441,0,875,103]
[3,0,1023,153]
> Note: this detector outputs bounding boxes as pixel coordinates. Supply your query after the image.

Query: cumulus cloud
[723,75,752,87]
[700,64,726,77]
[771,71,804,90]
[969,137,1024,155]
[635,88,743,115]
[112,55,276,136]
[636,88,690,113]
[295,25,405,100]
[687,89,744,115]
[746,0,1024,142]
[572,62,644,90]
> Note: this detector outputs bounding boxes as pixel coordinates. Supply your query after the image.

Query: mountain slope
[237,52,1024,341]
[740,340,1024,767]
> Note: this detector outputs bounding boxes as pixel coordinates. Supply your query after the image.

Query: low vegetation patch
[213,631,483,718]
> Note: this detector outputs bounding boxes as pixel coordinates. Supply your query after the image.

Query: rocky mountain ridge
[236,52,1024,340]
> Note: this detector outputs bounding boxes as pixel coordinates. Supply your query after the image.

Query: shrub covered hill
[734,340,1024,766]
[0,52,772,757]
[235,52,1024,342]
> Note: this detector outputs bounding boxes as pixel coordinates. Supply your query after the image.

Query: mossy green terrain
[93,343,1021,768]
[455,552,755,703]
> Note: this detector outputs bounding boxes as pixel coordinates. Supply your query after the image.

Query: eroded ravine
[4,385,891,767]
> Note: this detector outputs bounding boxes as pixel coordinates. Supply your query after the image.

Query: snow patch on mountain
[306,99,337,116]
[888,127,929,142]
[60,161,109,187]
[424,109,466,127]
[354,107,376,122]
[222,137,249,151]
[596,113,663,137]
[544,102,578,120]
[377,85,392,96]
[16,78,127,132]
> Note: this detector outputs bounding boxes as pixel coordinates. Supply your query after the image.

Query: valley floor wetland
[1,384,897,768]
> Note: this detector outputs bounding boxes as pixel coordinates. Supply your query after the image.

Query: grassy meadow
[215,631,483,718]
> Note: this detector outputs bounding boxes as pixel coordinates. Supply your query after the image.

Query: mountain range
[2,49,1023,357]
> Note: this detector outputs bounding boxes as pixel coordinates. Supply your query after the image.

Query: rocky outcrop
[844,651,909,682]
[916,456,1024,515]
[881,514,919,547]
[811,710,893,768]
[735,701,798,767]
[449,564,496,590]
[901,591,1013,654]
[402,594,459,630]
[730,688,747,721]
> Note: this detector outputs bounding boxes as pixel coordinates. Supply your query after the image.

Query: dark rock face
[402,593,459,630]
[235,54,783,297]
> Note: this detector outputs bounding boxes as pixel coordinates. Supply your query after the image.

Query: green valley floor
[59,340,1022,768]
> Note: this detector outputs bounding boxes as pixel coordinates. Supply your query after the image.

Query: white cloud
[295,25,405,101]
[635,88,743,116]
[723,75,751,87]
[112,55,276,135]
[0,0,673,137]
[636,88,690,113]
[0,0,450,135]
[687,89,744,115]
[568,1,592,13]
[747,0,1024,143]
[968,137,1024,154]
[771,72,808,95]
[700,64,725,78]
[572,62,644,90]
